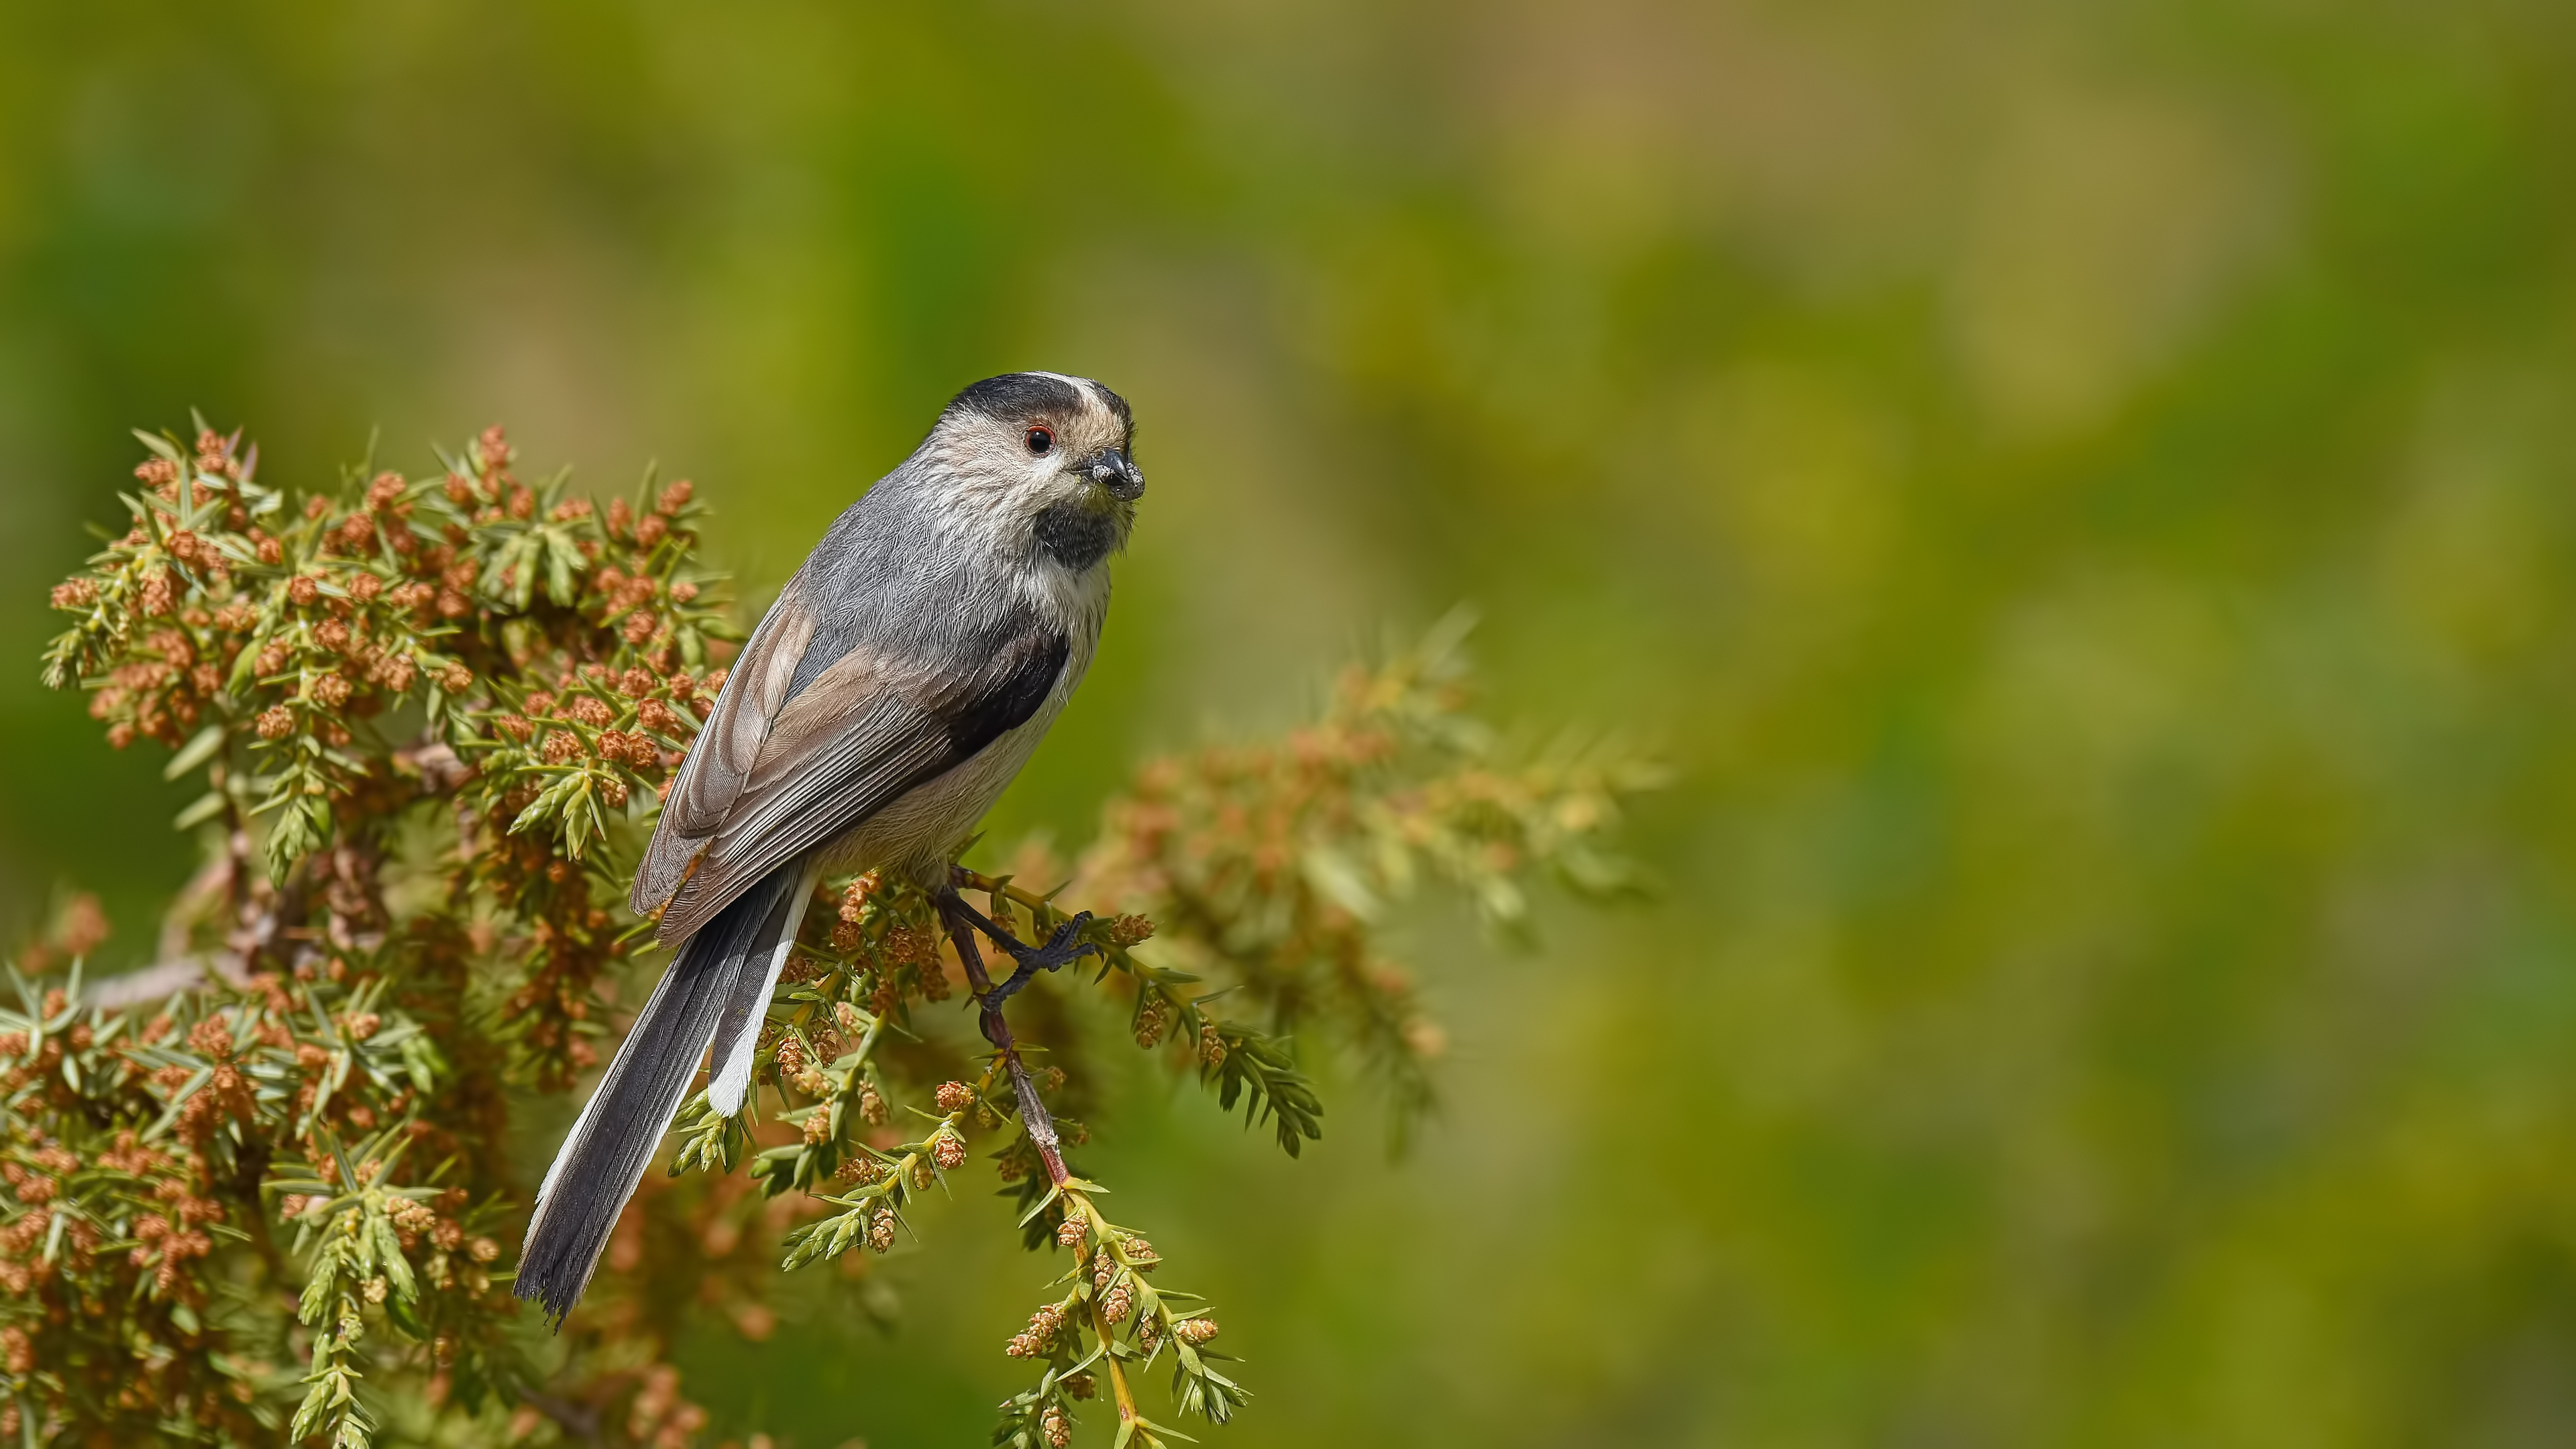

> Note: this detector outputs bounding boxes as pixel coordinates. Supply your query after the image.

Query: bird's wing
[631,568,818,916]
[635,585,1068,942]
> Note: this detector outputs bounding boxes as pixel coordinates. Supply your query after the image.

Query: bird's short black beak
[1083,448,1145,502]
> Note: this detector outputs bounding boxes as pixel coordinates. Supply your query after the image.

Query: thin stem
[835,1065,993,1214]
[951,868,1049,914]
[937,880,1071,1188]
[1089,1292,1140,1432]
[1067,1189,1141,1434]
[845,1002,888,1066]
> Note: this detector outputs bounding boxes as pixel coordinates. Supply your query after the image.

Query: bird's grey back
[784,452,1044,704]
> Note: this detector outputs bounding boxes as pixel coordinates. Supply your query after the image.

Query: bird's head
[926,372,1142,572]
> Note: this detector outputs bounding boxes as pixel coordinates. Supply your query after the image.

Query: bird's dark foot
[935,886,1099,1008]
[931,879,1083,1188]
[983,913,1099,1006]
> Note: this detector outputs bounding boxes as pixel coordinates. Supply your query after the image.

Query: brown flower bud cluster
[625,1362,710,1449]
[12,894,110,977]
[817,873,973,1030]
[493,667,709,816]
[775,1036,828,1098]
[127,1203,219,1295]
[1006,1301,1068,1358]
[889,925,948,1000]
[830,869,883,951]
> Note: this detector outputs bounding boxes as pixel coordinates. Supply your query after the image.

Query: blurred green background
[7,1,2576,1444]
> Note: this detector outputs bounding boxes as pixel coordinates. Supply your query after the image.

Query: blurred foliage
[3,0,2576,1445]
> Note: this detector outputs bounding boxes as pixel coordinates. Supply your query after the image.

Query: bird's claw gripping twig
[983,914,1099,1008]
[932,882,1096,1187]
[940,892,1099,1009]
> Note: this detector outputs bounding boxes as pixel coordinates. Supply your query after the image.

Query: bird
[513,372,1144,1324]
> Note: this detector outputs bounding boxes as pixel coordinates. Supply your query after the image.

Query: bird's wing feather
[644,619,1070,943]
[633,570,819,915]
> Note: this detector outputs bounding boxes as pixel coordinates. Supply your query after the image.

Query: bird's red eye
[1025,426,1054,455]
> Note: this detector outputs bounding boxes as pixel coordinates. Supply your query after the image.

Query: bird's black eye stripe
[1025,426,1054,455]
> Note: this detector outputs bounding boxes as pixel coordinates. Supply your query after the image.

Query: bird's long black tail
[513,864,803,1325]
